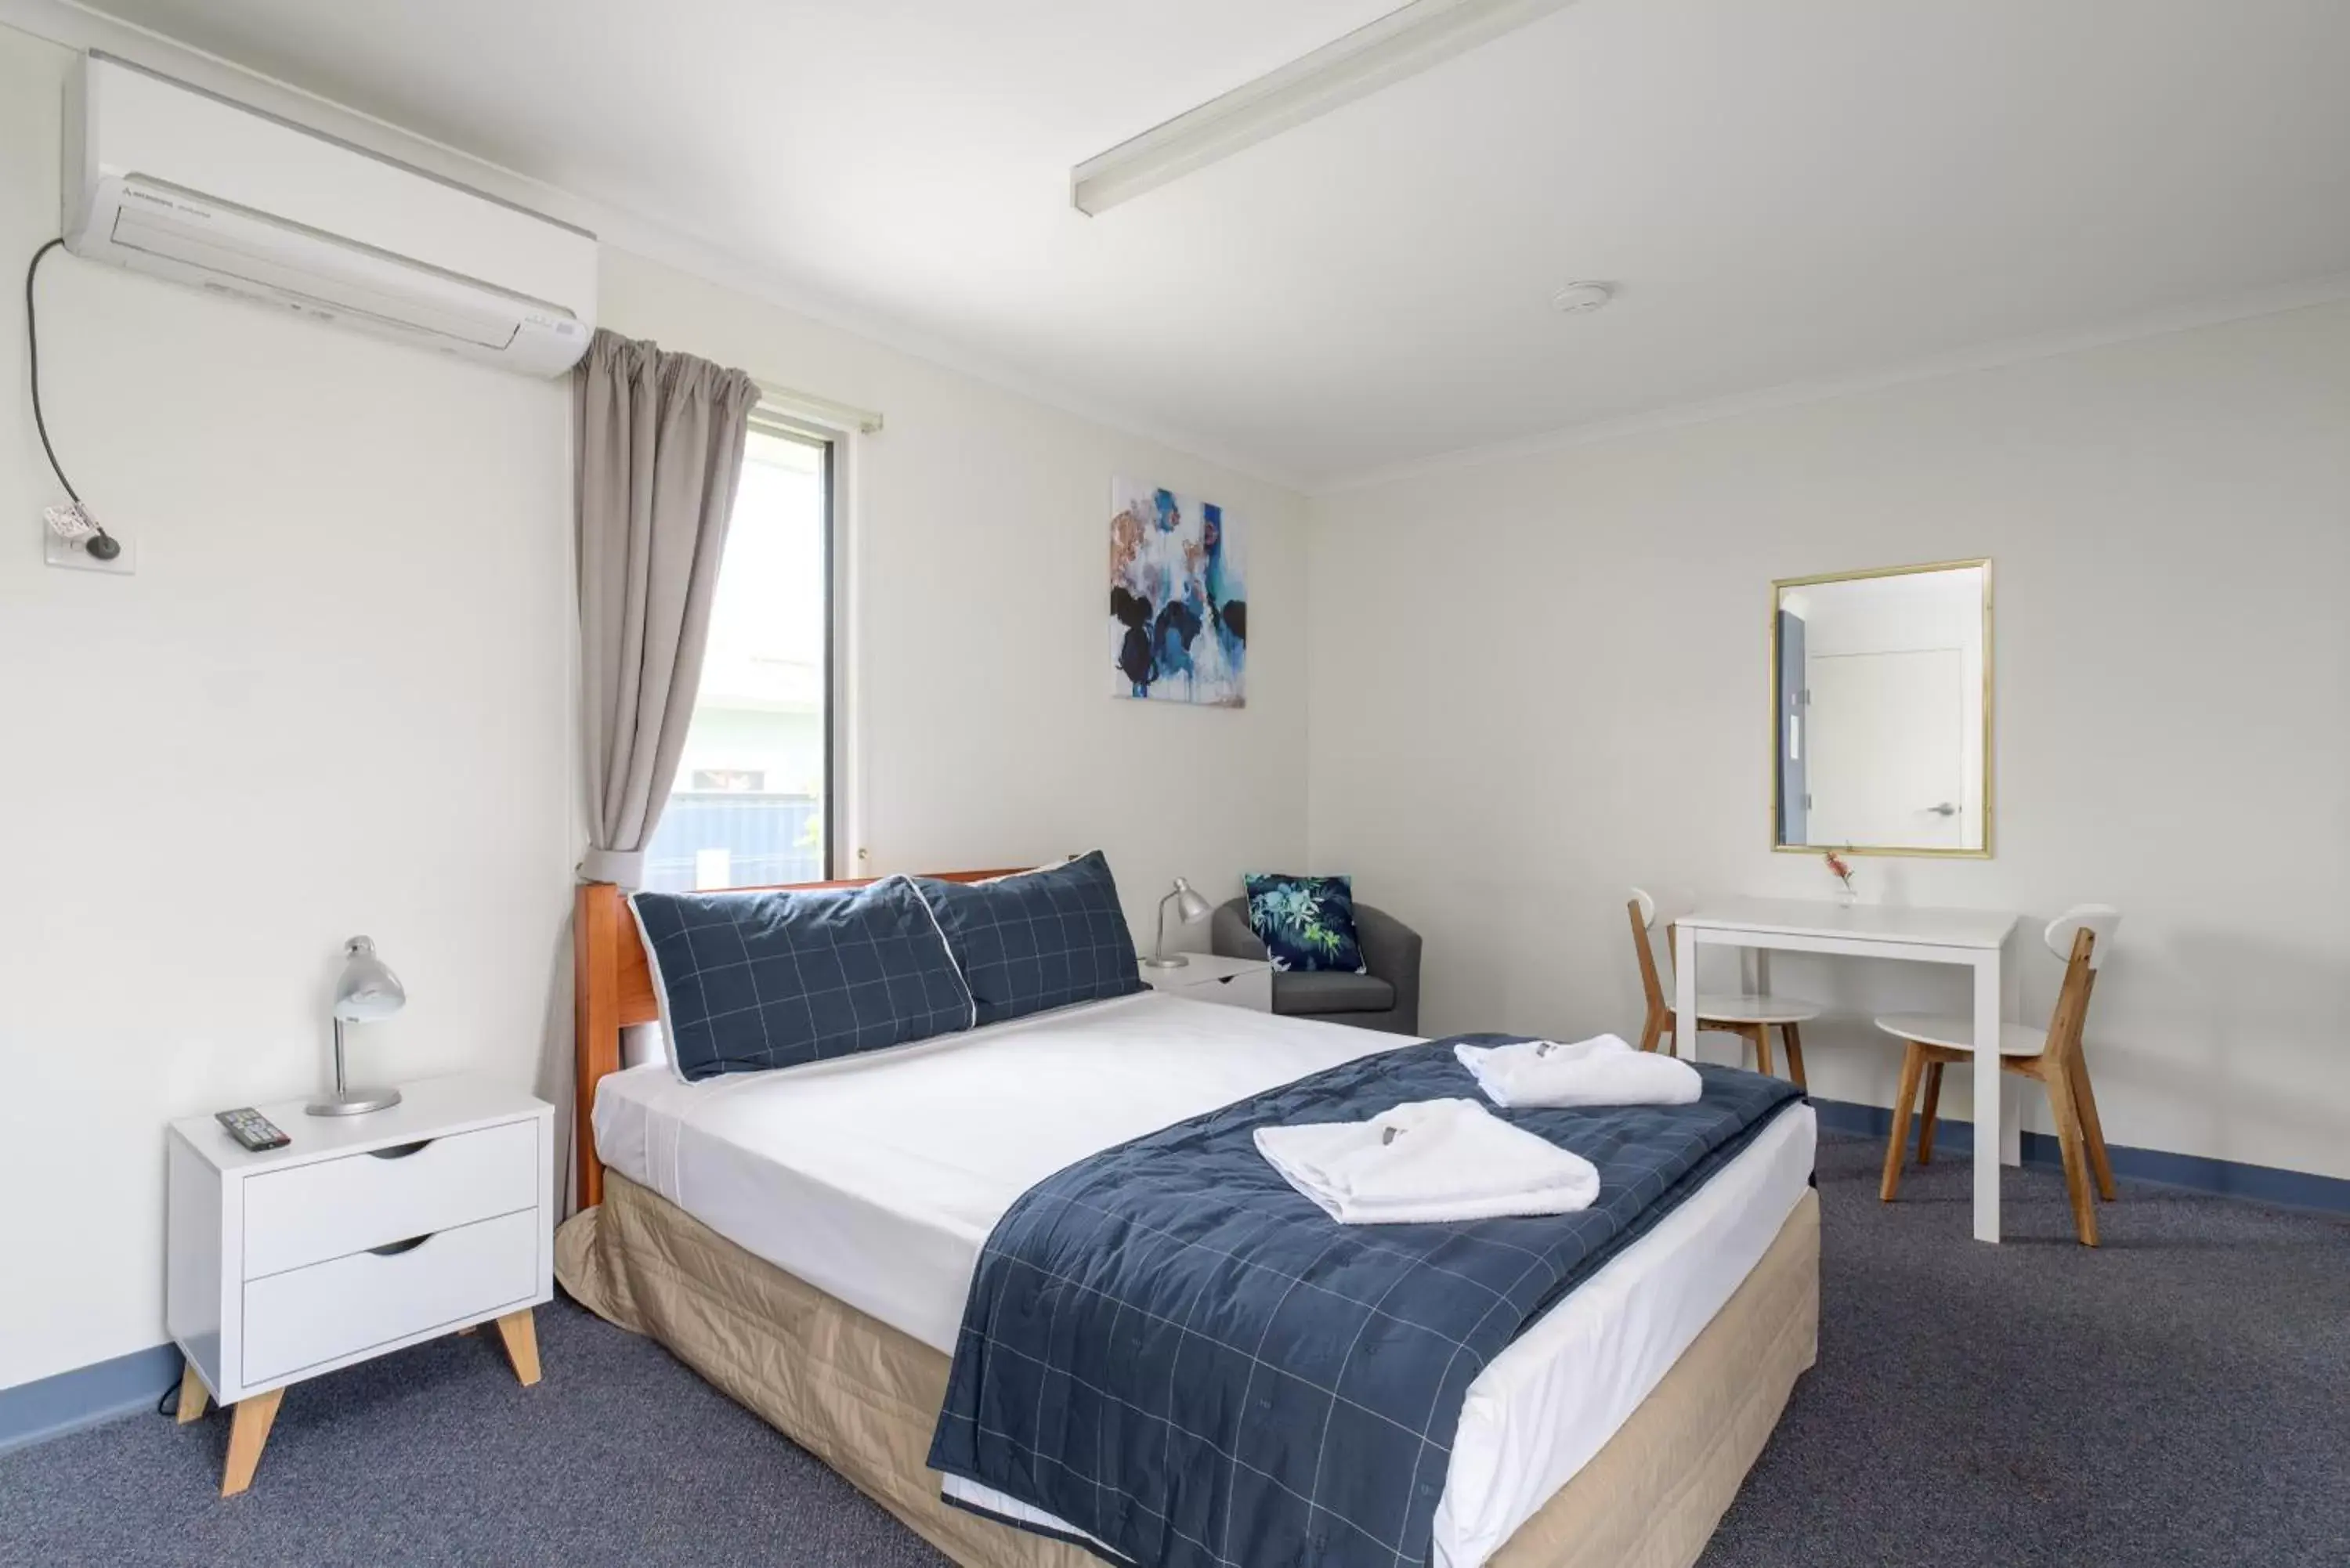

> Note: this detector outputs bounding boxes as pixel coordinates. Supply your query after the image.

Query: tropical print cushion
[1243,873,1367,974]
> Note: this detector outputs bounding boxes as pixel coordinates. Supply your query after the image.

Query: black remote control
[215,1107,291,1152]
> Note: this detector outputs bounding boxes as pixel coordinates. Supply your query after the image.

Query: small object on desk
[1137,949,1273,1011]
[1824,848,1859,907]
[309,934,407,1117]
[213,1107,289,1151]
[1142,876,1213,968]
[168,1075,556,1495]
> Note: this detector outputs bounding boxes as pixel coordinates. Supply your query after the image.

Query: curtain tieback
[580,847,645,888]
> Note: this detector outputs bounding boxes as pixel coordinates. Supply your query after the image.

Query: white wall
[0,24,574,1390]
[0,26,1311,1393]
[599,248,1311,941]
[1307,301,2350,1181]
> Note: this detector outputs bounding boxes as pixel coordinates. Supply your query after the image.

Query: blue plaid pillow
[631,876,976,1082]
[1243,873,1368,974]
[914,852,1144,1026]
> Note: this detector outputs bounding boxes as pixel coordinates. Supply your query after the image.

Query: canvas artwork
[1108,479,1246,706]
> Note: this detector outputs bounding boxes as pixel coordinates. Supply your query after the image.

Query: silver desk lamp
[1142,878,1213,969]
[308,936,406,1116]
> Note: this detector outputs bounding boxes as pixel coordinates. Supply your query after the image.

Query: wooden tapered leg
[2069,1052,2117,1201]
[175,1360,209,1425]
[1637,1009,1665,1054]
[492,1308,541,1386]
[1780,1022,1808,1092]
[220,1388,283,1497]
[1881,1044,1925,1202]
[2044,1074,2099,1247]
[1918,1062,1944,1165]
[1752,1024,1775,1079]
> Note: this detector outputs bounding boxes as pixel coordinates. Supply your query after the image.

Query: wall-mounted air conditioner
[63,53,597,377]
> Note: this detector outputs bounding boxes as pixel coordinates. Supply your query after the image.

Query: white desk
[1673,898,2021,1242]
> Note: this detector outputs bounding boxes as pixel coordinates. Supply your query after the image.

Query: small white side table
[165,1074,554,1494]
[1138,951,1274,1013]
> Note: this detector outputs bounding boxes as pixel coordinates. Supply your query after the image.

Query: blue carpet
[2,1133,2345,1566]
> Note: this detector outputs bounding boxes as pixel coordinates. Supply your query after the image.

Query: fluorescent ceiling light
[1072,0,1583,216]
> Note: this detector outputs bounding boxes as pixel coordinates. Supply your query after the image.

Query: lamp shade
[332,936,406,1022]
[1170,878,1212,923]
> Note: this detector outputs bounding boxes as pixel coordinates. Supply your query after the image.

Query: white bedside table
[165,1074,554,1495]
[1139,951,1274,1013]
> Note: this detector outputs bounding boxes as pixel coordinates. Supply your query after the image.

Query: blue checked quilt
[927,1036,1804,1568]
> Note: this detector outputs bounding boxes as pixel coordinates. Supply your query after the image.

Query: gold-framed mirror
[1771,558,1991,858]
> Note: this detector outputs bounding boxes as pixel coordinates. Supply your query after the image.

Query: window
[690,768,768,793]
[645,416,834,892]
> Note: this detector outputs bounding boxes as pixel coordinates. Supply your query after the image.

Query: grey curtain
[574,329,761,887]
[548,330,759,1216]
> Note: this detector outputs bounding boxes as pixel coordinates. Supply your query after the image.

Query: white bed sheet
[593,991,1816,1568]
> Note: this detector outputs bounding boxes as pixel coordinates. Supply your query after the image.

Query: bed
[556,876,1819,1568]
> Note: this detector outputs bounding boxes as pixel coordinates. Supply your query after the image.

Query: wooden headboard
[572,869,1025,1209]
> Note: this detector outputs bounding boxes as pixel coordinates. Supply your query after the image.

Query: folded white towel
[1455,1035,1703,1110]
[1254,1098,1600,1224]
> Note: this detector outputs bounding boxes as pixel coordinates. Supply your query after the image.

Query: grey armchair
[1210,898,1422,1035]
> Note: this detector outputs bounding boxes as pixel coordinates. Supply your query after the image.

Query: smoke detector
[1551,281,1614,316]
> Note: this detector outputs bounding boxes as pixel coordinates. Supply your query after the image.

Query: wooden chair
[1875,905,2120,1246]
[1628,888,1820,1091]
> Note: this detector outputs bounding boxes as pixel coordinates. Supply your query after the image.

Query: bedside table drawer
[1178,967,1272,1012]
[242,1209,538,1386]
[242,1119,538,1279]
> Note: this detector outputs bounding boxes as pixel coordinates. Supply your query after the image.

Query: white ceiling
[71,0,2350,487]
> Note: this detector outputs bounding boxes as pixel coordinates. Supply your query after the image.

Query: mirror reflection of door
[1772,561,1987,854]
[1806,649,1964,848]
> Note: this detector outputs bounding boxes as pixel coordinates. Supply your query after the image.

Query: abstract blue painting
[1108,478,1246,707]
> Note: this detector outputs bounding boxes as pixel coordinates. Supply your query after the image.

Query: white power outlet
[43,519,135,575]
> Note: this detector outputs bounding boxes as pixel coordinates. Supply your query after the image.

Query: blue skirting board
[1810,1097,2350,1214]
[0,1342,182,1456]
[5,1118,2345,1459]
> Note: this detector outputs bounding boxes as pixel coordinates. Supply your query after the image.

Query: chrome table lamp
[308,936,406,1116]
[1142,877,1213,969]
